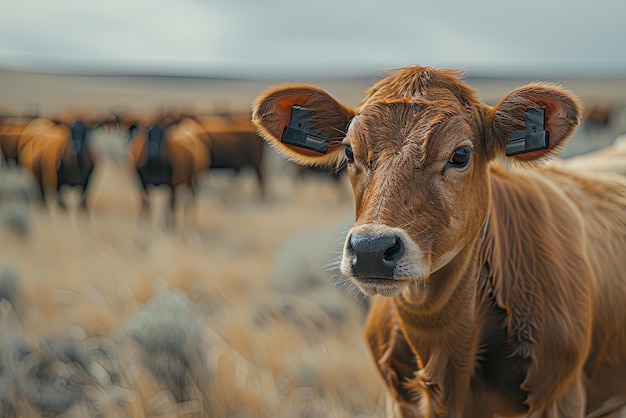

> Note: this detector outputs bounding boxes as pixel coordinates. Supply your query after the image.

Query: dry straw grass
[0,154,385,417]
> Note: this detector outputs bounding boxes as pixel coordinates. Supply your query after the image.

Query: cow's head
[253,66,580,303]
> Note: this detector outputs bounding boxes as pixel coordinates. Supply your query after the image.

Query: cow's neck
[392,237,483,416]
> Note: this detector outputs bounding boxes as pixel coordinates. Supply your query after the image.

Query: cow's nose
[346,232,404,279]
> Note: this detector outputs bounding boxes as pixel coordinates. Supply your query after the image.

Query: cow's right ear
[252,85,355,168]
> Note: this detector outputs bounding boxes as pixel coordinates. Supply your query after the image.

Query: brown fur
[16,119,76,202]
[194,114,266,199]
[128,117,211,227]
[551,135,626,176]
[0,116,37,163]
[582,102,613,129]
[252,86,354,170]
[252,65,626,417]
[14,115,115,210]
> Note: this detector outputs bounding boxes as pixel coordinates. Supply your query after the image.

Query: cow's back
[557,167,626,411]
[545,167,626,343]
[491,164,626,336]
[489,164,626,412]
[550,140,626,363]
[194,116,263,171]
[207,130,264,171]
[566,169,626,369]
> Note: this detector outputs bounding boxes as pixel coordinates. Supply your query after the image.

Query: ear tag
[280,105,329,154]
[505,107,549,156]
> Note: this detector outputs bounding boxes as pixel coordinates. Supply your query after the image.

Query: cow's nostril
[347,232,404,279]
[346,235,356,260]
[383,236,403,262]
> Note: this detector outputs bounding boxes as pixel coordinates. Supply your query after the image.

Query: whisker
[321,257,342,273]
[329,274,364,301]
[332,230,350,245]
[414,225,433,238]
[393,219,434,240]
[394,219,416,231]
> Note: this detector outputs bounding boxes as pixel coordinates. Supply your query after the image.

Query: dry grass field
[1,69,626,417]
[0,142,385,417]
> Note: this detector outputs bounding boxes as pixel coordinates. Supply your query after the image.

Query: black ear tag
[506,107,549,156]
[280,105,329,154]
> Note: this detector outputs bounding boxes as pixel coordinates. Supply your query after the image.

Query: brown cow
[193,114,265,199]
[252,66,626,417]
[127,116,212,228]
[552,135,626,177]
[15,115,110,210]
[0,115,37,165]
[582,101,613,130]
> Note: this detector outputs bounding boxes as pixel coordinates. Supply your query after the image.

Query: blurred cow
[127,114,212,228]
[14,111,120,210]
[583,101,613,130]
[0,115,38,165]
[193,113,266,200]
[551,134,626,176]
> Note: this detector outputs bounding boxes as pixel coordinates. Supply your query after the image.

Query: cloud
[0,0,625,78]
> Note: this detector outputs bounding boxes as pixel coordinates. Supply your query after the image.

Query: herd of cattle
[0,109,273,224]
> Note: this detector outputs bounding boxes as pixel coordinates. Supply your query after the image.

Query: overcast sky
[0,0,625,79]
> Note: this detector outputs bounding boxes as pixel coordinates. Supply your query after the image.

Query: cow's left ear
[485,83,581,163]
[252,85,355,168]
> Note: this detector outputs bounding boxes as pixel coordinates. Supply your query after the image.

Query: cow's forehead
[353,70,480,135]
[346,68,483,163]
[360,66,479,107]
[348,99,477,167]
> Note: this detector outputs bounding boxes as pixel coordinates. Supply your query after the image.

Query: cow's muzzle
[346,230,404,279]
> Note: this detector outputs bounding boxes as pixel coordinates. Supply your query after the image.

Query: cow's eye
[447,147,471,168]
[345,145,354,163]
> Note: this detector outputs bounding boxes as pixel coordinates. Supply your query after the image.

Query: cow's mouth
[342,224,428,297]
[350,276,412,297]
